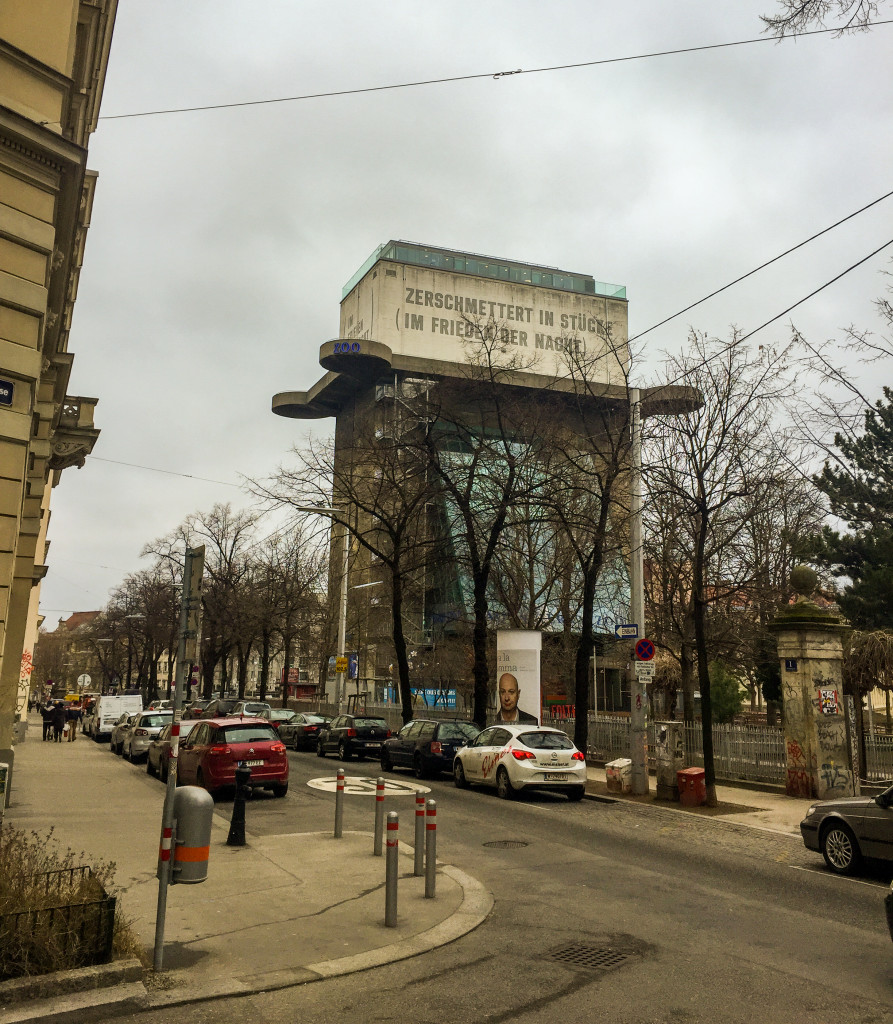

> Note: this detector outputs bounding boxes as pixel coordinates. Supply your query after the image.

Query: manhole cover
[483,840,529,849]
[546,943,635,971]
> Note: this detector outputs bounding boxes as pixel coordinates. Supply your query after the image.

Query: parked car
[147,699,173,711]
[381,719,480,778]
[799,783,893,875]
[279,712,332,751]
[268,708,297,731]
[316,715,391,760]
[146,720,198,781]
[121,709,173,762]
[201,698,239,719]
[453,724,587,800]
[183,699,212,719]
[232,700,272,719]
[110,713,138,755]
[177,717,289,798]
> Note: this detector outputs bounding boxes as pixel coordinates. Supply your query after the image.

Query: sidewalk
[583,768,814,836]
[0,718,493,1023]
[0,719,815,1023]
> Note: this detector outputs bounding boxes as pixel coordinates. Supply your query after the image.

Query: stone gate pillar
[768,569,857,801]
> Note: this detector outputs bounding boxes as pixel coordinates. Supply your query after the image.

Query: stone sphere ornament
[789,565,819,597]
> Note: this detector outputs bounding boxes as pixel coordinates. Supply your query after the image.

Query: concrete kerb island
[1,728,494,1023]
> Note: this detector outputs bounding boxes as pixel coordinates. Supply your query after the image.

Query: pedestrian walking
[40,701,54,741]
[66,703,81,741]
[52,701,67,742]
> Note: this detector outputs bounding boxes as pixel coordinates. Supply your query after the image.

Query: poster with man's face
[495,632,541,725]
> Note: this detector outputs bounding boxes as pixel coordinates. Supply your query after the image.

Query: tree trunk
[573,575,596,754]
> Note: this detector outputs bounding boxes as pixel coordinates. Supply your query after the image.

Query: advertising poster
[495,631,542,725]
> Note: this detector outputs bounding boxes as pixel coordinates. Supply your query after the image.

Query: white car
[453,724,587,801]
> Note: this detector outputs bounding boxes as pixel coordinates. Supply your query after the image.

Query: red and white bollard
[385,811,399,927]
[414,790,426,876]
[334,768,345,838]
[374,776,386,856]
[425,799,436,898]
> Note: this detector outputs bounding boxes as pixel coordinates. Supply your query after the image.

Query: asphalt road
[116,748,893,1024]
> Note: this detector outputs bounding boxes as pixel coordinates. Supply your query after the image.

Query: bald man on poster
[495,672,538,725]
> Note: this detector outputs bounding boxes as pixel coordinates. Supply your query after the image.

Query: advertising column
[495,631,542,725]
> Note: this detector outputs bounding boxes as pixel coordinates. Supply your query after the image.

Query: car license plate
[544,772,567,781]
[241,760,263,767]
[365,742,381,749]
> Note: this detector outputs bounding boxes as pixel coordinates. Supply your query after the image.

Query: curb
[0,959,146,1024]
[139,862,493,1010]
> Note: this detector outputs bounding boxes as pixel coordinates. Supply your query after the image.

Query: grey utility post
[628,388,649,795]
[153,544,205,972]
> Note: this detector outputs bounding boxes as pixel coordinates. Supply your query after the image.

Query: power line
[658,236,893,390]
[44,21,892,125]
[629,188,893,343]
[86,455,240,488]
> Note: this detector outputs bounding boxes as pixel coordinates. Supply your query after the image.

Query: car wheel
[413,754,427,780]
[381,750,393,772]
[160,760,169,783]
[567,787,585,802]
[338,741,351,762]
[147,757,157,777]
[454,759,469,789]
[821,821,862,875]
[496,767,514,800]
[271,782,288,798]
[123,744,132,762]
[291,733,300,752]
[197,768,217,801]
[316,741,326,758]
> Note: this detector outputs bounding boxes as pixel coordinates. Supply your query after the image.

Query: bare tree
[646,331,798,805]
[762,0,884,35]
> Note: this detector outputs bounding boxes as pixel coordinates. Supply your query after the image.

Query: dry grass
[0,824,144,980]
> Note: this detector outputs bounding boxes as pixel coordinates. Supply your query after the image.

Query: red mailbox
[677,767,706,807]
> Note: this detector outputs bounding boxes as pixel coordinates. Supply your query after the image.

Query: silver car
[122,710,173,763]
[799,783,893,875]
[110,714,137,755]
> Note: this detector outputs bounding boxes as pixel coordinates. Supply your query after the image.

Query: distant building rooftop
[343,240,627,302]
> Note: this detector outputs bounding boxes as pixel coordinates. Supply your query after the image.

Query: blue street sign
[614,623,639,639]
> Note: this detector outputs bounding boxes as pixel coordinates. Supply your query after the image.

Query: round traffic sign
[635,638,655,661]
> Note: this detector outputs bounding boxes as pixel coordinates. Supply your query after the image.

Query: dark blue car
[380,719,480,778]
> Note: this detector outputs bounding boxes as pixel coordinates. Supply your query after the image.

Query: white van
[88,695,143,741]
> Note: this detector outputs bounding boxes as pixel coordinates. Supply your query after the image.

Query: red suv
[177,717,289,798]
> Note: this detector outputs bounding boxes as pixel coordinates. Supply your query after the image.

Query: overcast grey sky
[41,1,893,623]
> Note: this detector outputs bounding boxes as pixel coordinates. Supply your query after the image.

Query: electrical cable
[41,21,893,126]
[629,188,893,343]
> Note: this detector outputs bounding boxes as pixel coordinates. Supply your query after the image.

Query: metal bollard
[385,811,399,927]
[226,765,252,846]
[425,799,436,898]
[413,790,425,876]
[334,768,345,838]
[374,777,385,856]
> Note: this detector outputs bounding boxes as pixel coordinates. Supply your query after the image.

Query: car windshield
[243,704,269,713]
[438,723,479,742]
[270,710,294,720]
[142,715,172,728]
[222,725,278,743]
[353,718,388,728]
[305,715,327,724]
[517,731,574,750]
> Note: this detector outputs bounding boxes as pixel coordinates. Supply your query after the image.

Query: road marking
[789,864,890,888]
[307,776,431,796]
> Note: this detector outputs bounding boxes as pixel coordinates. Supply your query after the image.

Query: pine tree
[814,387,893,629]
